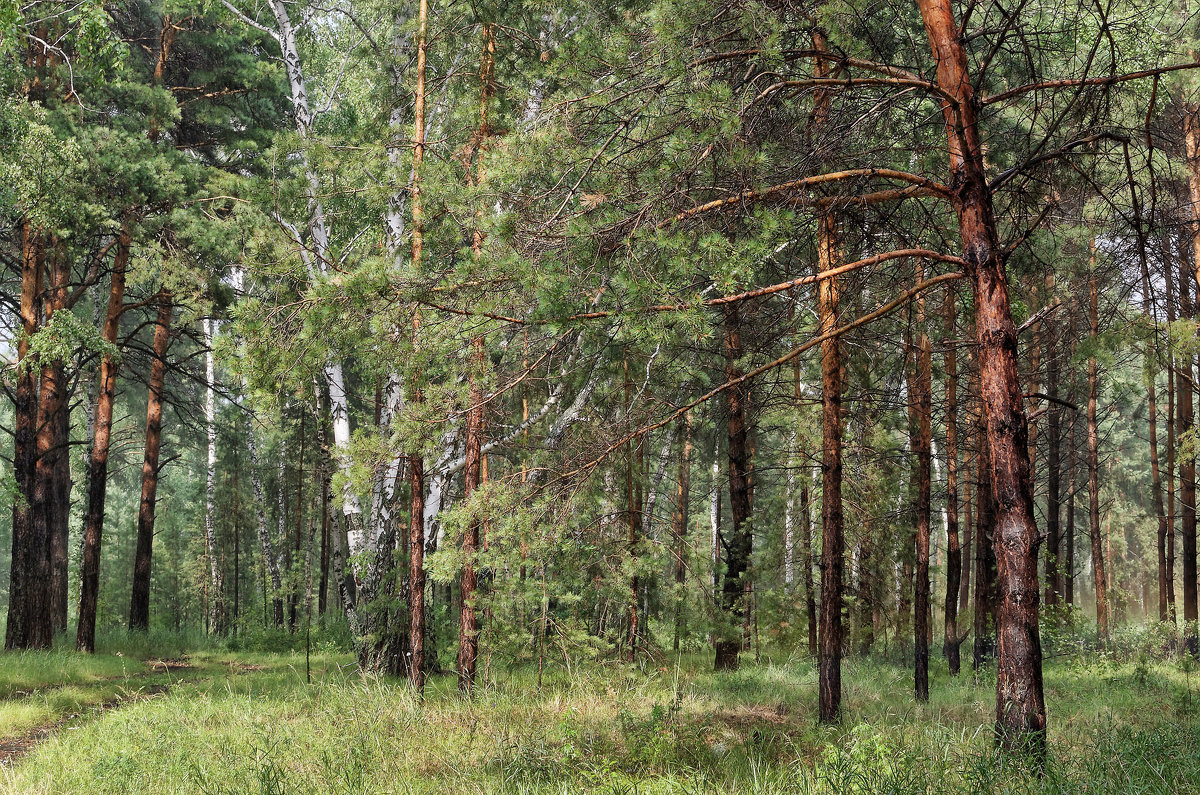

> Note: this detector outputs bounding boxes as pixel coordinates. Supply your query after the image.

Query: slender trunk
[918,0,1044,751]
[1181,241,1198,644]
[817,209,844,721]
[960,458,972,617]
[128,293,172,631]
[973,368,998,668]
[943,290,963,675]
[204,319,224,635]
[459,339,484,694]
[1166,234,1178,622]
[716,304,753,671]
[673,413,692,653]
[1044,280,1063,611]
[1087,268,1109,642]
[912,264,933,701]
[1139,248,1167,622]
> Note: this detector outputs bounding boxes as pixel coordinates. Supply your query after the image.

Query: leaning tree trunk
[1087,268,1109,643]
[918,0,1046,753]
[715,303,754,671]
[129,293,172,631]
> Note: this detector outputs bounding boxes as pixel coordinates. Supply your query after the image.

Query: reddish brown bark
[77,221,131,652]
[816,209,844,723]
[918,0,1045,752]
[911,265,933,702]
[129,292,172,631]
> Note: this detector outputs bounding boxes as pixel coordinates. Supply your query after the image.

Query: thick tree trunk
[27,247,68,648]
[78,224,131,651]
[918,0,1046,752]
[716,303,754,671]
[129,293,172,631]
[7,227,43,649]
[943,291,963,675]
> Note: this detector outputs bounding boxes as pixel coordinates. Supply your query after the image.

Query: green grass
[0,637,1195,793]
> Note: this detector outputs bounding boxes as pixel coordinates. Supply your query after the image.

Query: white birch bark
[204,318,223,631]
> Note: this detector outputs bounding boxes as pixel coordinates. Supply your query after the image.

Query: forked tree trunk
[1087,269,1109,642]
[78,223,131,651]
[129,293,172,631]
[918,0,1045,752]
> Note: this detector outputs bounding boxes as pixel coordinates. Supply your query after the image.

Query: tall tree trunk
[912,264,933,702]
[1166,234,1179,623]
[1140,245,1168,623]
[1087,268,1109,642]
[716,303,753,671]
[28,245,68,647]
[1044,278,1063,611]
[973,372,998,668]
[1180,240,1198,646]
[129,293,172,631]
[204,318,224,635]
[943,290,963,675]
[459,339,484,694]
[673,413,692,653]
[6,224,41,650]
[816,208,844,721]
[918,0,1045,752]
[78,223,130,651]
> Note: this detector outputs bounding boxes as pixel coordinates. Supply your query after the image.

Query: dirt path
[0,658,199,767]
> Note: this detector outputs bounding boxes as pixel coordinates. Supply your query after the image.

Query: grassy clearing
[0,638,1194,794]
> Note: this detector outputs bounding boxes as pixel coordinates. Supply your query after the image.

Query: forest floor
[0,632,1195,794]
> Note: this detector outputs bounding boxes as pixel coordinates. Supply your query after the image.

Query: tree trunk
[1180,246,1198,645]
[78,224,130,650]
[943,290,963,675]
[1087,268,1109,642]
[204,319,225,635]
[129,292,172,631]
[1139,244,1167,623]
[912,264,933,702]
[918,0,1045,752]
[673,413,692,653]
[1044,277,1063,611]
[817,209,844,722]
[1166,234,1178,623]
[6,224,42,650]
[459,338,483,694]
[716,303,754,671]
